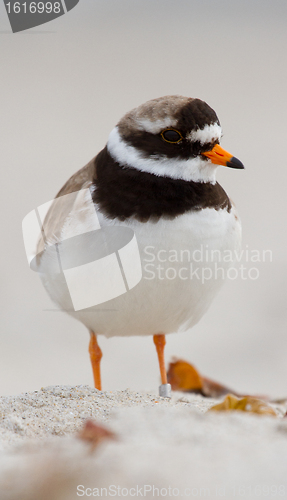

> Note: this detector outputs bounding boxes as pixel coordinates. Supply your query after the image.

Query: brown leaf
[167,359,241,398]
[201,376,239,398]
[167,359,203,392]
[208,394,277,416]
[78,420,116,450]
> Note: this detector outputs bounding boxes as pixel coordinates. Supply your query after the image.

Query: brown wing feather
[36,157,97,258]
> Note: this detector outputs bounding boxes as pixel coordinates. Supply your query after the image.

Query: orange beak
[202,143,244,169]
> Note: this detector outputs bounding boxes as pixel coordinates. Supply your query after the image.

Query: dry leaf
[78,420,116,450]
[208,394,277,416]
[167,359,203,392]
[201,376,238,398]
[167,359,241,398]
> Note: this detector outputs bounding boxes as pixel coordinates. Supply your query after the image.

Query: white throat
[107,127,218,184]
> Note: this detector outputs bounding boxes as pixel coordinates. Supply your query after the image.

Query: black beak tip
[226,156,245,169]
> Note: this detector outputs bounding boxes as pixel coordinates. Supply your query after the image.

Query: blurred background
[0,0,286,397]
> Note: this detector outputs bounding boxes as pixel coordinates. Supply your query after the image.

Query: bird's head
[107,95,244,184]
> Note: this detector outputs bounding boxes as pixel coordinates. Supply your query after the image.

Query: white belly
[39,195,241,338]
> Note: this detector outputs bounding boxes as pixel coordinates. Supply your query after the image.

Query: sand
[0,386,287,500]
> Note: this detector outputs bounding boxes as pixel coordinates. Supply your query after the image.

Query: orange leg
[89,331,102,390]
[153,334,167,385]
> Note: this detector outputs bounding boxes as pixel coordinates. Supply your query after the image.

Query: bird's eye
[161,129,183,144]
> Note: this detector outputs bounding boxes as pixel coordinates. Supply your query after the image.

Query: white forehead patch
[135,116,178,134]
[187,123,222,145]
[107,127,218,184]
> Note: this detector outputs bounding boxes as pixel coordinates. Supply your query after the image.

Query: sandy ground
[0,386,287,500]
